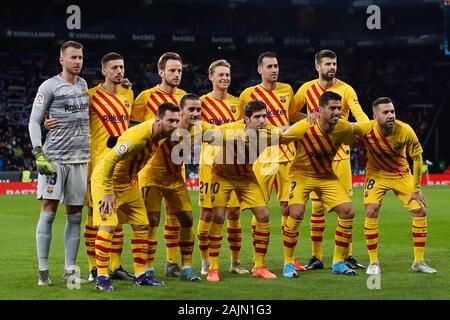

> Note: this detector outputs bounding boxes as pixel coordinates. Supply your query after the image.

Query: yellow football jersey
[201,92,239,125]
[139,120,214,186]
[211,120,281,178]
[239,83,296,162]
[353,120,422,178]
[199,92,236,166]
[89,84,134,169]
[131,85,186,123]
[293,78,369,160]
[96,119,164,193]
[238,82,295,127]
[281,119,356,177]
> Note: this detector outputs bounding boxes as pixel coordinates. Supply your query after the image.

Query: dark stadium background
[1,0,449,177]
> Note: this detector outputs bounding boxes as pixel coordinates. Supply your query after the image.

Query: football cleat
[88,267,97,283]
[38,269,53,287]
[207,268,220,282]
[331,261,357,276]
[294,258,307,272]
[304,256,324,270]
[145,270,155,278]
[230,261,250,274]
[96,276,114,291]
[180,267,201,282]
[61,269,89,284]
[411,261,437,274]
[134,273,165,286]
[252,266,277,279]
[201,260,210,275]
[164,262,182,277]
[345,256,365,269]
[109,266,134,281]
[283,263,298,278]
[366,263,381,275]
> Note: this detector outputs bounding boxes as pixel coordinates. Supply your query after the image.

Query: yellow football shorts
[198,164,240,208]
[210,173,266,210]
[288,172,351,212]
[141,176,192,213]
[363,171,422,211]
[253,161,290,202]
[310,158,352,201]
[91,182,149,227]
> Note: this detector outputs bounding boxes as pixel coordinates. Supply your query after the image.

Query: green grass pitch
[0,186,449,300]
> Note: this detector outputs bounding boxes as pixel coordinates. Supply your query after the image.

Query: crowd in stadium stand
[0,49,446,173]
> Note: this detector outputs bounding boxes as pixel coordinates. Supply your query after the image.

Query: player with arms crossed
[353,97,436,275]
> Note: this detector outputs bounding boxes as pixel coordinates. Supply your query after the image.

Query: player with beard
[131,52,187,277]
[238,52,303,272]
[292,50,369,271]
[280,91,358,278]
[45,53,135,283]
[353,97,436,275]
[29,41,90,286]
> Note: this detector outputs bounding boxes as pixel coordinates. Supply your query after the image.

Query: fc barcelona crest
[124,100,130,108]
[393,142,402,151]
[280,95,286,103]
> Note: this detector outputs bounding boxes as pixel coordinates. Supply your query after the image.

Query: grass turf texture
[0,186,449,300]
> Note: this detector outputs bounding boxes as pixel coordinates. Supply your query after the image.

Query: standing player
[84,53,134,282]
[91,103,179,291]
[197,59,249,275]
[140,94,206,282]
[280,91,358,278]
[45,53,135,282]
[353,97,436,275]
[238,52,303,271]
[293,50,369,270]
[29,41,90,286]
[207,100,279,282]
[132,52,187,277]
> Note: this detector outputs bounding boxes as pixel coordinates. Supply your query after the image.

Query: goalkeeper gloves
[32,146,56,175]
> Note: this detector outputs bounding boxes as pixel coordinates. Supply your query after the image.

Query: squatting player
[207,100,280,282]
[91,103,179,291]
[353,97,436,275]
[132,52,187,277]
[280,91,358,278]
[139,94,208,282]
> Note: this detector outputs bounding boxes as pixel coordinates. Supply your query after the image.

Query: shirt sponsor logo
[103,114,129,123]
[65,103,89,113]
